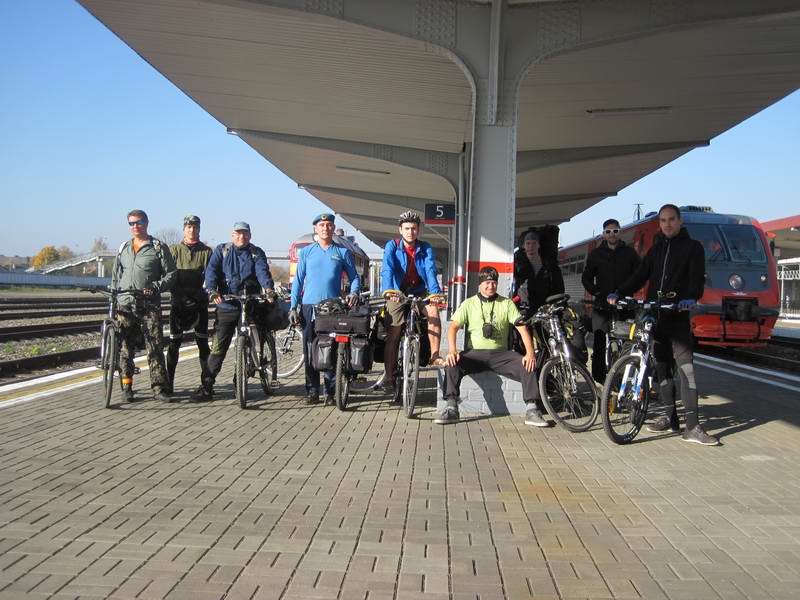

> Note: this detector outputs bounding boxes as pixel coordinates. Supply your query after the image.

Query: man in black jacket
[513,230,565,316]
[609,204,718,446]
[582,218,640,382]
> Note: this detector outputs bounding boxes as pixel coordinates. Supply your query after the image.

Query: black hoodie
[617,227,705,301]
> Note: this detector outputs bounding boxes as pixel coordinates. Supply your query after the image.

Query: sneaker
[153,390,171,402]
[191,386,213,402]
[122,384,139,403]
[434,405,460,425]
[524,405,551,427]
[325,391,335,406]
[682,426,720,446]
[306,390,320,404]
[647,413,680,433]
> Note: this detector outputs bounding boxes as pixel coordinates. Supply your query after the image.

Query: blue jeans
[301,304,334,395]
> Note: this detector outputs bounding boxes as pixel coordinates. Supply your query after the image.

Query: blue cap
[313,213,335,225]
[233,221,251,232]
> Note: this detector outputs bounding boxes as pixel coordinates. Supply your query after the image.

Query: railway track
[0,321,104,342]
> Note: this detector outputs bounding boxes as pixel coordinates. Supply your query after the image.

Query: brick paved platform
[1,354,799,599]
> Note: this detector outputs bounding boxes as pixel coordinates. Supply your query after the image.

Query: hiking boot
[122,384,138,403]
[306,390,320,404]
[647,412,680,433]
[434,403,459,425]
[191,385,213,402]
[682,426,720,446]
[325,390,335,406]
[524,405,551,427]
[153,390,171,402]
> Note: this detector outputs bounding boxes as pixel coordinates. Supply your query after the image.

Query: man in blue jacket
[289,213,360,404]
[194,221,275,400]
[381,211,446,392]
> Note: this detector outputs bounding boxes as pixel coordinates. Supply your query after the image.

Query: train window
[719,224,767,263]
[684,224,727,262]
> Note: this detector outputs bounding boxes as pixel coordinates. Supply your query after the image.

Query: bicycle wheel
[401,335,420,419]
[235,335,249,409]
[601,354,651,444]
[335,343,350,411]
[267,325,305,379]
[101,325,118,409]
[257,330,273,397]
[539,357,598,432]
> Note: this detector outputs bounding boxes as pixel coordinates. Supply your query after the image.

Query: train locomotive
[558,206,779,347]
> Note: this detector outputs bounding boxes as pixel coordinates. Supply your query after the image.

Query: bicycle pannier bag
[370,318,386,363]
[349,337,373,373]
[262,302,290,331]
[311,336,335,371]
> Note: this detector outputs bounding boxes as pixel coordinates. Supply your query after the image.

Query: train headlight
[760,273,768,285]
[728,274,744,290]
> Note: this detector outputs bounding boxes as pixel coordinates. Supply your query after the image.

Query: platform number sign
[424,203,455,225]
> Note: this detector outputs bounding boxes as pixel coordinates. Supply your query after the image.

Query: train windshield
[684,223,766,264]
[719,224,766,263]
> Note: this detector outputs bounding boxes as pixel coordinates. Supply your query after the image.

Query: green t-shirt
[451,294,521,351]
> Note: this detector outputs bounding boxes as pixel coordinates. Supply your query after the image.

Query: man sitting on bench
[438,266,548,426]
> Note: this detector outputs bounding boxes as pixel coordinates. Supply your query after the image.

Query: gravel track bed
[0,332,101,362]
[0,314,105,329]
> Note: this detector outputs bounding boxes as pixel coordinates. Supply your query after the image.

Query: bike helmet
[315,298,348,315]
[398,211,421,226]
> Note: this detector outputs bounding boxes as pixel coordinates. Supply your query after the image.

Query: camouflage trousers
[117,305,169,393]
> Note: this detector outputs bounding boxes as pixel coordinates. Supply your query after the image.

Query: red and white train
[558,206,779,347]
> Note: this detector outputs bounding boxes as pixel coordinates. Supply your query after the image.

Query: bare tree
[57,246,76,261]
[91,237,108,253]
[155,228,181,246]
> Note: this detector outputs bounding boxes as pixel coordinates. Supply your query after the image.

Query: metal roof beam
[301,185,450,213]
[516,192,617,210]
[516,141,709,174]
[236,128,461,194]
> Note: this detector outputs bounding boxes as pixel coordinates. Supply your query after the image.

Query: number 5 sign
[424,203,455,225]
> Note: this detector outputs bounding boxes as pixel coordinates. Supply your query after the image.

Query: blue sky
[1,1,797,257]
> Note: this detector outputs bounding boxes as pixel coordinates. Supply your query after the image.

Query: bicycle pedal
[133,367,141,375]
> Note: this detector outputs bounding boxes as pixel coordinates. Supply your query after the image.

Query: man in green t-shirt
[438,266,550,426]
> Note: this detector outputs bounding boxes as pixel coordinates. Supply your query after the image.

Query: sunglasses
[604,229,619,234]
[128,219,146,227]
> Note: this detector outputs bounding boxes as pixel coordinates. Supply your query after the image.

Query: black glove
[289,308,300,326]
[263,288,277,303]
[346,293,359,308]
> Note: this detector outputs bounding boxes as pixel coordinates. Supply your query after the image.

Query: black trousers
[203,307,239,389]
[166,301,210,387]
[301,304,334,394]
[654,313,699,430]
[444,349,541,405]
[590,310,611,383]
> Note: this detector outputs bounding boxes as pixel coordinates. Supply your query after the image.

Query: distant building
[0,255,32,270]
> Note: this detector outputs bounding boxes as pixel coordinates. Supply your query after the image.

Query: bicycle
[84,286,151,408]
[526,293,599,432]
[267,322,305,379]
[221,293,275,409]
[389,293,442,419]
[600,293,677,444]
[315,293,382,411]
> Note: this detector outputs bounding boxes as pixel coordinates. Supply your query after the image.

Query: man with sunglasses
[581,218,640,383]
[112,209,176,402]
[437,266,544,426]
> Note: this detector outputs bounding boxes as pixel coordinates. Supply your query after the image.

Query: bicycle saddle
[545,293,569,304]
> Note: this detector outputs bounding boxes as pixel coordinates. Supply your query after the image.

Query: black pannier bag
[315,312,371,335]
[371,311,387,363]
[311,336,335,371]
[349,337,373,373]
[418,319,432,367]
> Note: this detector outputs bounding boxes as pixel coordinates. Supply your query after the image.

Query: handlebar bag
[349,337,373,373]
[315,313,371,335]
[311,336,335,371]
[262,301,290,331]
